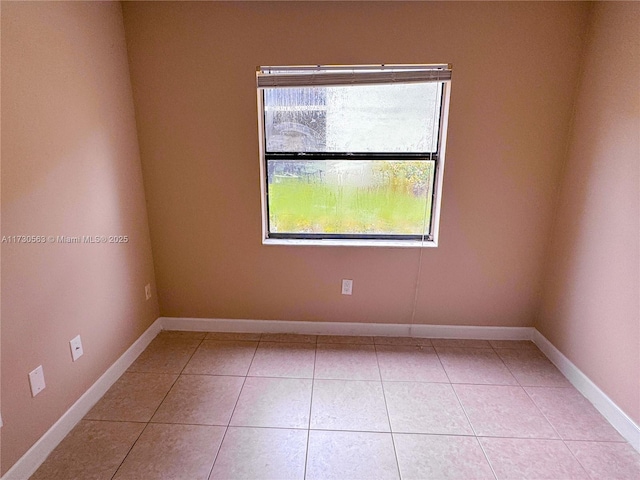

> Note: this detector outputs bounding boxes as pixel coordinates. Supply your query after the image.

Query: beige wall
[3,0,636,474]
[537,2,640,424]
[1,2,158,473]
[122,1,588,327]
[0,0,3,471]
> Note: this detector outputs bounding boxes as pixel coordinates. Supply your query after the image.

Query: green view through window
[257,65,452,245]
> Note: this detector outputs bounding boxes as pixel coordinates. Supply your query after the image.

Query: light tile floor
[31,332,640,480]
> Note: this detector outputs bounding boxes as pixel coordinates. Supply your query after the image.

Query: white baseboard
[5,317,637,480]
[159,316,535,340]
[533,329,640,453]
[164,317,638,452]
[2,319,163,480]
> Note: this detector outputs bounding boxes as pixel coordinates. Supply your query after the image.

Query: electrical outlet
[341,279,353,295]
[28,365,46,397]
[145,283,151,301]
[70,335,84,361]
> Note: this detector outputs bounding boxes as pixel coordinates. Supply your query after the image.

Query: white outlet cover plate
[29,365,46,397]
[70,335,84,361]
[341,279,353,295]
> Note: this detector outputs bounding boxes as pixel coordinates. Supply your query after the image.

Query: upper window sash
[257,64,452,88]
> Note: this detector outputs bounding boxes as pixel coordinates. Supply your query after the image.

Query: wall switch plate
[70,335,84,361]
[0,413,3,428]
[341,279,353,295]
[145,283,151,300]
[29,365,46,397]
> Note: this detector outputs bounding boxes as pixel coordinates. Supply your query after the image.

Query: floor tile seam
[494,346,569,388]
[493,347,535,390]
[561,438,595,480]
[108,421,149,480]
[199,426,588,438]
[373,335,433,347]
[560,428,628,480]
[517,382,575,388]
[380,379,451,385]
[312,375,385,382]
[565,450,597,480]
[450,382,563,442]
[201,340,261,347]
[521,384,575,391]
[374,344,435,352]
[446,386,478,435]
[434,344,491,349]
[84,422,616,440]
[474,433,500,480]
[312,377,384,384]
[522,385,628,443]
[244,374,316,381]
[179,335,207,374]
[520,383,563,441]
[430,346,452,384]
[207,342,261,480]
[177,372,248,379]
[561,437,629,444]
[309,424,392,433]
[380,379,538,387]
[146,334,206,422]
[391,431,477,438]
[476,434,590,441]
[177,372,315,380]
[437,346,522,386]
[374,342,403,480]
[145,419,307,429]
[126,368,188,375]
[105,335,209,479]
[217,424,311,431]
[81,418,148,425]
[303,342,318,480]
[445,371,498,480]
[558,438,640,480]
[205,424,229,480]
[303,427,585,437]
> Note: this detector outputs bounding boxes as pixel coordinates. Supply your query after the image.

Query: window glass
[264,83,442,153]
[267,159,435,236]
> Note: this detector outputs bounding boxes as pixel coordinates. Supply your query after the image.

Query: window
[257,64,451,247]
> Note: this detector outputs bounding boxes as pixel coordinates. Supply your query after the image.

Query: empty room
[1,1,639,479]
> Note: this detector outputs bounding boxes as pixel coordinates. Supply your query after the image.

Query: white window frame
[256,64,452,248]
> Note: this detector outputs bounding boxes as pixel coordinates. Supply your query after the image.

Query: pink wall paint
[537,2,640,424]
[1,2,158,473]
[122,1,588,327]
[0,0,4,469]
[3,1,637,474]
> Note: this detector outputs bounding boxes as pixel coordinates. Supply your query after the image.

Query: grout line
[475,437,499,480]
[110,333,206,479]
[109,423,151,480]
[374,344,403,480]
[562,442,603,480]
[206,340,261,480]
[521,387,560,431]
[493,347,525,388]
[433,347,498,480]
[303,338,318,479]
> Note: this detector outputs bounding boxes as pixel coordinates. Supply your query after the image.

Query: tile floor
[31,332,640,479]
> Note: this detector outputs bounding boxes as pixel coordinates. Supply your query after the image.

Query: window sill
[262,238,437,248]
